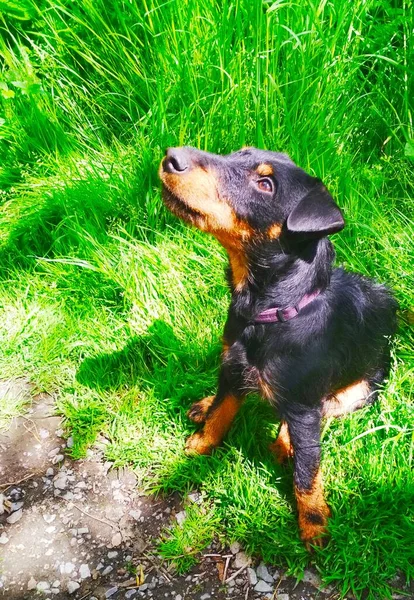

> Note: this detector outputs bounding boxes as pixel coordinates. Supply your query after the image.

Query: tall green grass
[0,1,413,598]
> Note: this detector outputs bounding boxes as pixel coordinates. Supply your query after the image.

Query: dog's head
[159,146,344,250]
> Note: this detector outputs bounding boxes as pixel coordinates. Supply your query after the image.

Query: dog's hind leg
[322,379,374,417]
[269,421,294,464]
[287,406,330,550]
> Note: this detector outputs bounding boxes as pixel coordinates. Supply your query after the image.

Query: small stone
[256,562,274,583]
[234,551,251,569]
[10,501,24,512]
[78,527,89,535]
[105,587,118,598]
[45,468,54,477]
[67,436,74,448]
[102,566,114,576]
[230,541,241,554]
[111,532,122,547]
[79,564,91,579]
[52,454,64,465]
[175,595,183,600]
[0,533,9,544]
[27,577,37,590]
[108,551,118,559]
[48,448,60,458]
[60,562,75,575]
[277,595,289,600]
[200,594,211,600]
[43,514,56,524]
[254,580,273,593]
[138,584,148,591]
[37,581,50,592]
[247,568,257,586]
[187,492,202,504]
[125,591,136,599]
[129,510,141,521]
[175,510,186,526]
[53,477,67,490]
[303,569,322,588]
[7,508,22,524]
[39,428,50,439]
[67,581,80,594]
[52,581,61,588]
[75,481,87,489]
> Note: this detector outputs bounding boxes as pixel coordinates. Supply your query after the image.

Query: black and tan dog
[159,146,397,548]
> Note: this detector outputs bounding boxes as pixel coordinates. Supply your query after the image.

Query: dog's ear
[286,181,344,238]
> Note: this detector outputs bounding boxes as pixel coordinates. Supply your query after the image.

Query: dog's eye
[257,178,274,193]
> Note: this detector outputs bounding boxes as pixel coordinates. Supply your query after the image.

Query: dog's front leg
[286,407,330,550]
[185,366,242,455]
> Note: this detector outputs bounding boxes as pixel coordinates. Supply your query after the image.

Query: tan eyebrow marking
[256,163,274,177]
[267,223,282,239]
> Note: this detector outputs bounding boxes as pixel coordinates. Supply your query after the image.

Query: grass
[0,0,413,597]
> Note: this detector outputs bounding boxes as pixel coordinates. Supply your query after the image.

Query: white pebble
[111,532,122,547]
[67,581,80,594]
[27,577,37,590]
[247,567,257,586]
[108,551,118,559]
[256,562,274,583]
[6,508,23,524]
[230,541,241,554]
[52,454,64,465]
[175,511,186,526]
[102,566,113,576]
[254,580,273,593]
[0,533,9,545]
[37,581,50,592]
[53,477,67,490]
[77,527,89,535]
[129,509,141,521]
[79,563,91,579]
[43,514,56,524]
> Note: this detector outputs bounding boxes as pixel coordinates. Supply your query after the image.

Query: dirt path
[0,380,407,600]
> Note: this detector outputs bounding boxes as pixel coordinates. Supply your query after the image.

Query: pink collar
[253,289,321,323]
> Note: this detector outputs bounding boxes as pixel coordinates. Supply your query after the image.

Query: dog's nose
[163,148,190,174]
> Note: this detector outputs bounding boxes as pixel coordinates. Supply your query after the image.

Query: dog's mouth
[161,184,205,226]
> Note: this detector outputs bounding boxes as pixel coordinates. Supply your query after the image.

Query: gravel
[256,561,274,583]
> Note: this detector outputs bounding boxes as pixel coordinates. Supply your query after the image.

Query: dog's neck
[228,237,335,319]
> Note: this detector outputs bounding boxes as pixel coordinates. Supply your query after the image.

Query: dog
[159,146,397,548]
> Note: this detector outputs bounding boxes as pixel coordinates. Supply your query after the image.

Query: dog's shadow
[76,318,288,482]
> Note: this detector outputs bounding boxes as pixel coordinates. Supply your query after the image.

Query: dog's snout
[163,148,190,174]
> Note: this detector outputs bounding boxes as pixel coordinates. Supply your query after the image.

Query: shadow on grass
[75,318,284,472]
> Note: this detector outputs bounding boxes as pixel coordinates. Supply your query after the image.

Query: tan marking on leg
[185,394,240,455]
[256,163,274,177]
[267,223,282,239]
[322,379,371,417]
[187,395,215,424]
[269,421,294,464]
[295,469,330,550]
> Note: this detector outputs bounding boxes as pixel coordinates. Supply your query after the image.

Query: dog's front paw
[185,432,214,455]
[187,396,215,424]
